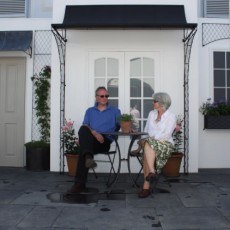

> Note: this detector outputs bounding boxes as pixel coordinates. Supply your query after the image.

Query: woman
[138,92,176,198]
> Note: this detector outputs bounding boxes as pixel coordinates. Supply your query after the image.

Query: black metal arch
[51,28,67,173]
[52,27,197,174]
[183,27,197,174]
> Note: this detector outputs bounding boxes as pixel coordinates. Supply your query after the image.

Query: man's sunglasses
[153,100,158,103]
[97,94,109,98]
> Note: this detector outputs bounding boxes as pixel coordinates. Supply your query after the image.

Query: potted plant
[119,113,133,133]
[162,115,184,177]
[62,118,80,176]
[24,66,51,171]
[199,98,230,129]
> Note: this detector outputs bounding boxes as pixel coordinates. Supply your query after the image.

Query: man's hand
[91,130,104,143]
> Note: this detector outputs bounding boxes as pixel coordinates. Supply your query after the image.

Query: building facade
[0,0,229,173]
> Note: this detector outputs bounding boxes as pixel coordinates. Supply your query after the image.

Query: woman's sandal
[138,189,150,198]
[130,145,142,156]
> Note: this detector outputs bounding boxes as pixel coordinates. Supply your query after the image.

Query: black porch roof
[52,5,197,30]
[0,31,32,51]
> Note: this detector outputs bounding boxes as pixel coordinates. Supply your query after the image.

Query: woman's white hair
[152,92,171,110]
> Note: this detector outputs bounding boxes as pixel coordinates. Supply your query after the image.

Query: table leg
[127,135,141,188]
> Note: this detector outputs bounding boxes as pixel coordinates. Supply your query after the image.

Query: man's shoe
[85,156,97,168]
[66,183,86,194]
[138,189,150,198]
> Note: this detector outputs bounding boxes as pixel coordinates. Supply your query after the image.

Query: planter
[120,121,132,133]
[26,147,50,171]
[65,154,80,176]
[204,115,230,129]
[162,152,184,177]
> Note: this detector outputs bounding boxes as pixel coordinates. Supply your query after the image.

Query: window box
[204,115,230,129]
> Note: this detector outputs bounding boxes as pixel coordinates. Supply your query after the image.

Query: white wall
[198,18,230,168]
[29,0,53,18]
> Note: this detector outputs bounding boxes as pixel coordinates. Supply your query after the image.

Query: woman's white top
[144,109,176,144]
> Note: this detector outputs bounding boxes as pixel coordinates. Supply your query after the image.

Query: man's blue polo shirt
[83,103,121,134]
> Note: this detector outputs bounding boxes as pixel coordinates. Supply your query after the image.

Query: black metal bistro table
[102,131,147,190]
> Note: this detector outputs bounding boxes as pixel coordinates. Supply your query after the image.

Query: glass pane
[227,52,230,68]
[214,52,225,68]
[107,78,118,97]
[214,70,225,87]
[95,79,106,90]
[95,58,105,76]
[143,57,154,76]
[214,88,225,102]
[130,99,141,117]
[143,78,154,97]
[108,58,118,76]
[143,99,153,118]
[143,120,147,130]
[130,78,141,97]
[228,89,230,103]
[227,70,230,87]
[108,99,118,108]
[130,101,141,132]
[130,58,141,76]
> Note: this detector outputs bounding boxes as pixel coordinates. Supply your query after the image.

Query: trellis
[31,30,52,141]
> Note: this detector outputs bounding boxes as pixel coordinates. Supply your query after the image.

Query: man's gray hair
[152,92,172,110]
[95,86,107,96]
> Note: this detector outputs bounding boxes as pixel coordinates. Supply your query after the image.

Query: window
[0,0,27,18]
[200,0,229,18]
[213,51,230,102]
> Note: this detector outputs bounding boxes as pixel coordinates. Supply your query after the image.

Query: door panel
[89,51,159,172]
[0,58,26,166]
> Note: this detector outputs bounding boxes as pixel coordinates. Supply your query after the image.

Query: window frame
[212,50,230,102]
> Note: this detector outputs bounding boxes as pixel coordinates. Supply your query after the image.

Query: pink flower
[62,125,69,132]
[175,123,181,132]
[66,121,74,127]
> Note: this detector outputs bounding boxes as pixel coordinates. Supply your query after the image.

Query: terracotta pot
[162,152,184,177]
[120,121,132,133]
[65,154,80,176]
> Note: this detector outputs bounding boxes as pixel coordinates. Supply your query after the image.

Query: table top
[102,131,148,136]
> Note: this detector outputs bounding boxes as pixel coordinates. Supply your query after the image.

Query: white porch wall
[51,0,199,172]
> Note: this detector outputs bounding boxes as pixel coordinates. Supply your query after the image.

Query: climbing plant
[31,65,51,143]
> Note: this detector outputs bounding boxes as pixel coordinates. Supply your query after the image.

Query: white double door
[89,51,160,172]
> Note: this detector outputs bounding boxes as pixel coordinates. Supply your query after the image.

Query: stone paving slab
[53,206,160,230]
[0,204,34,227]
[157,207,230,230]
[17,206,63,229]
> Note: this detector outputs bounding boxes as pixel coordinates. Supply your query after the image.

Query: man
[67,86,121,194]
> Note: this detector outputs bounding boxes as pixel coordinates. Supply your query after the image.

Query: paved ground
[0,167,230,230]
